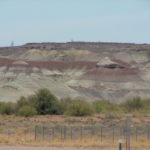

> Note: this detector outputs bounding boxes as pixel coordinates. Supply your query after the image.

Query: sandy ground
[0,147,115,150]
[0,146,148,150]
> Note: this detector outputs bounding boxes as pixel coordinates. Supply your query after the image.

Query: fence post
[7,129,9,140]
[100,127,103,142]
[91,126,93,138]
[120,126,122,138]
[64,126,66,140]
[112,126,115,144]
[60,126,63,140]
[42,126,45,140]
[135,127,138,141]
[70,126,73,140]
[125,117,131,150]
[52,127,54,140]
[35,125,37,141]
[24,129,27,141]
[147,125,150,140]
[80,126,83,139]
[118,139,122,150]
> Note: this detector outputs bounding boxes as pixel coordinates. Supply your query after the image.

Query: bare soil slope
[0,42,150,102]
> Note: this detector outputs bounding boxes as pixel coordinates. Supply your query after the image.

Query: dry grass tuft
[0,132,149,148]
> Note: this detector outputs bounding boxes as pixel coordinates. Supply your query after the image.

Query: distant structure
[11,41,14,47]
[71,38,74,42]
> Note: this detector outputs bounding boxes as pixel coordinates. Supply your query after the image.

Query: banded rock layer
[0,42,150,102]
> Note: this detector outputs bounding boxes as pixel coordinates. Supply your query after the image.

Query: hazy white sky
[0,0,150,46]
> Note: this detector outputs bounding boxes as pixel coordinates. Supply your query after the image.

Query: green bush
[142,99,150,112]
[0,87,149,117]
[18,105,37,117]
[93,100,118,113]
[66,100,93,116]
[123,97,144,112]
[0,102,16,115]
[57,98,74,114]
[34,88,59,114]
[16,96,29,109]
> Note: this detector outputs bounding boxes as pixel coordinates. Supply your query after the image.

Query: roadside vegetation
[0,88,150,117]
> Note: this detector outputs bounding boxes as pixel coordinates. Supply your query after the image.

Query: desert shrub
[0,102,16,115]
[93,100,118,113]
[136,99,150,113]
[34,88,59,114]
[57,98,74,114]
[47,100,63,115]
[18,105,37,117]
[27,95,38,107]
[16,89,65,115]
[16,95,39,110]
[66,100,93,116]
[123,97,144,112]
[16,96,29,109]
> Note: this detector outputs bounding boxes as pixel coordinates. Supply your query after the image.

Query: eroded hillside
[0,42,150,102]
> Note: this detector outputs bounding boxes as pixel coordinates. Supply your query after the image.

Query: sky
[0,0,150,46]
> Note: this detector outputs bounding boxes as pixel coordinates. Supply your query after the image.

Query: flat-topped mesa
[1,41,150,52]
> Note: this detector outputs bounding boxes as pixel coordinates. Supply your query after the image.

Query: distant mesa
[0,42,149,101]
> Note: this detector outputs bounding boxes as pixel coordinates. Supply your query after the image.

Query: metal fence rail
[34,125,150,142]
[0,124,149,149]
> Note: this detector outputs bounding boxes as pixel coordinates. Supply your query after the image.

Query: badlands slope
[0,42,150,102]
